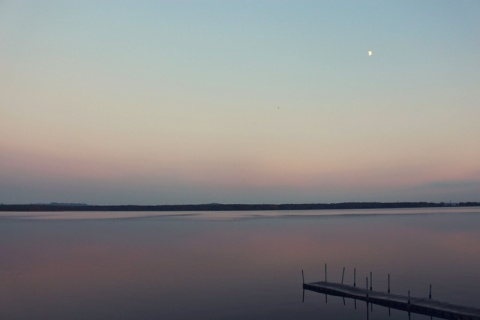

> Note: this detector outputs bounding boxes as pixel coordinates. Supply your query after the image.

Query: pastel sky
[1,1,479,205]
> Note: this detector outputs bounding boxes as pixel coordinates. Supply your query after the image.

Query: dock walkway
[304,281,480,320]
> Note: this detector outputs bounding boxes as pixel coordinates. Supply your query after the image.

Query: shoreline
[1,201,479,212]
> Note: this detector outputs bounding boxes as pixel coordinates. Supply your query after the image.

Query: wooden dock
[303,281,480,320]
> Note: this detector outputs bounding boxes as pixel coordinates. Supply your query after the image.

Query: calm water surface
[1,208,479,319]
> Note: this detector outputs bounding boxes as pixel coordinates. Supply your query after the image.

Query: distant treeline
[1,202,479,212]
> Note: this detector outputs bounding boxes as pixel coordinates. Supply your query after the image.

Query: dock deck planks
[304,281,480,320]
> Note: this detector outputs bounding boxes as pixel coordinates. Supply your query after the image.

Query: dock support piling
[354,268,356,287]
[366,277,369,299]
[408,290,410,305]
[325,263,327,282]
[388,274,390,293]
[302,270,305,284]
[341,267,345,284]
[370,272,372,291]
[429,284,432,299]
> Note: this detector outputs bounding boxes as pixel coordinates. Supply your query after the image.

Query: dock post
[302,270,305,284]
[341,267,345,284]
[325,263,327,282]
[370,272,372,291]
[408,290,410,305]
[388,274,390,293]
[354,268,356,287]
[429,284,431,299]
[366,277,369,300]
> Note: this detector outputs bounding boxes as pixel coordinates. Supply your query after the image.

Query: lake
[1,207,479,319]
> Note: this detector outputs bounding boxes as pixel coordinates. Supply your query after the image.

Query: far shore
[1,202,479,212]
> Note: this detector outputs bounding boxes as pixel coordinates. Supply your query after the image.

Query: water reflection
[1,210,479,319]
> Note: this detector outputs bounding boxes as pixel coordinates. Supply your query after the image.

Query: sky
[1,0,480,205]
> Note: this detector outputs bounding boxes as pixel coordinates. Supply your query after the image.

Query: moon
[368,50,373,56]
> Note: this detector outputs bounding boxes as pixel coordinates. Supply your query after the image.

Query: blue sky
[1,1,479,204]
